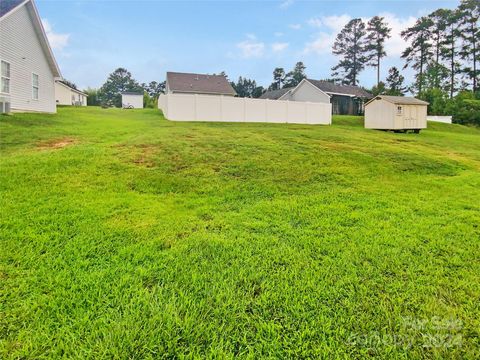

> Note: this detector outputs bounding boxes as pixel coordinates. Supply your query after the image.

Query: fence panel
[158,94,331,125]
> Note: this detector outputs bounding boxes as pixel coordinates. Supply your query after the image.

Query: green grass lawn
[1,107,479,359]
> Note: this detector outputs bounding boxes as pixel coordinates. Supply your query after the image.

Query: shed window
[32,73,39,100]
[397,106,402,115]
[1,60,10,94]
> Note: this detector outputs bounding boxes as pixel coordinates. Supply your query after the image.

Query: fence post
[244,97,247,123]
[286,100,289,124]
[194,94,198,121]
[220,95,223,121]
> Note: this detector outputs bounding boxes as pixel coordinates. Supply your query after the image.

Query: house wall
[159,93,332,125]
[122,94,143,108]
[289,81,330,103]
[0,4,56,113]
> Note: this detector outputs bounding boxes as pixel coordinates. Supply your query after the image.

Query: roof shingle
[167,72,236,96]
[0,0,24,18]
[306,79,373,98]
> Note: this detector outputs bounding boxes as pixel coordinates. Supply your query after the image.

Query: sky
[36,0,460,90]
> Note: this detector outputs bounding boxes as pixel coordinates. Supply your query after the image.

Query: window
[397,106,402,115]
[1,60,10,94]
[32,73,39,100]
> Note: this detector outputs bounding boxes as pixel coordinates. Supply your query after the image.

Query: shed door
[404,106,417,129]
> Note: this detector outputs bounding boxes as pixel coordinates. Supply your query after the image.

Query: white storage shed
[365,95,429,132]
[121,92,143,109]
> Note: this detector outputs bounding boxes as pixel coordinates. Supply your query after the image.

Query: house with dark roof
[166,72,237,96]
[260,79,373,115]
[1,0,62,113]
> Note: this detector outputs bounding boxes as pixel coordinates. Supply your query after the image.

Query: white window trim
[0,59,11,95]
[32,72,39,100]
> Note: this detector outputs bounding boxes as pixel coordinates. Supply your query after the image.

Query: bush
[444,91,480,126]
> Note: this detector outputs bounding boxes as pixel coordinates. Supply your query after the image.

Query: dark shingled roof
[259,87,292,100]
[121,91,143,96]
[167,72,236,96]
[0,0,24,17]
[307,79,373,99]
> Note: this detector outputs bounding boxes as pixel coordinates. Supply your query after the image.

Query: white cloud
[289,23,301,30]
[280,0,294,9]
[321,14,352,32]
[378,12,417,57]
[303,32,335,55]
[41,18,70,51]
[271,42,289,52]
[307,17,322,28]
[236,34,265,58]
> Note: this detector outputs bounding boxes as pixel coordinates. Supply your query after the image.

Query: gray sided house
[260,79,373,115]
[1,0,62,113]
[166,71,237,96]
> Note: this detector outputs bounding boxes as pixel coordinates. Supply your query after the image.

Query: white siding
[288,81,330,103]
[0,4,56,113]
[55,82,87,106]
[122,94,143,108]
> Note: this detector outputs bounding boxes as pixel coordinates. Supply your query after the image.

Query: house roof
[55,81,87,96]
[1,0,61,78]
[166,72,236,96]
[0,0,24,17]
[307,79,373,98]
[259,87,293,99]
[366,95,429,106]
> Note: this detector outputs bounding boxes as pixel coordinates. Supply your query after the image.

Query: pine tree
[284,62,307,87]
[385,67,407,96]
[401,16,434,93]
[439,9,462,98]
[268,68,286,90]
[458,0,480,92]
[427,9,451,89]
[366,16,392,86]
[331,18,369,85]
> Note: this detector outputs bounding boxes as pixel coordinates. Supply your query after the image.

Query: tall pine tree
[331,18,369,85]
[458,0,480,92]
[366,16,392,86]
[401,16,434,94]
[284,62,307,88]
[439,9,462,98]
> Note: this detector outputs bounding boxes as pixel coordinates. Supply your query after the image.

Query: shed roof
[258,87,292,99]
[366,95,429,106]
[166,72,236,96]
[307,79,373,98]
[121,92,143,96]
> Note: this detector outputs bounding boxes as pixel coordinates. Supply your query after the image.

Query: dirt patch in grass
[37,138,76,150]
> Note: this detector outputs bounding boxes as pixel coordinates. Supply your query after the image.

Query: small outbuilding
[364,95,429,132]
[121,92,143,109]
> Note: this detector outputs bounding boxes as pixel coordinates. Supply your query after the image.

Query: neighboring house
[0,0,62,113]
[166,71,237,96]
[55,81,87,106]
[121,92,143,109]
[260,79,373,115]
[365,95,429,132]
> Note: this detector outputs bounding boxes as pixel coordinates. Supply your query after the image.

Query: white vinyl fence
[427,115,452,124]
[158,94,331,125]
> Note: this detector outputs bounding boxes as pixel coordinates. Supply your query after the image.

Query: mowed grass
[1,106,479,359]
